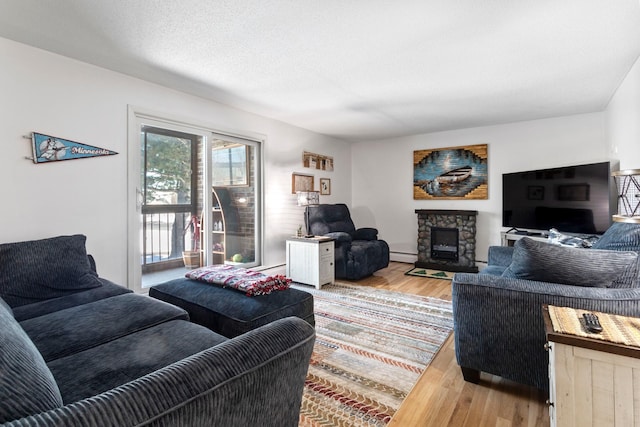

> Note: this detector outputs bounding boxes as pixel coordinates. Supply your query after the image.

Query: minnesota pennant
[30,132,118,164]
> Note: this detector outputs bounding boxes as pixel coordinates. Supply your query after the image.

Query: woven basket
[182,251,201,269]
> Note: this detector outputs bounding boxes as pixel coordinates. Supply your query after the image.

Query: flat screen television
[502,161,613,235]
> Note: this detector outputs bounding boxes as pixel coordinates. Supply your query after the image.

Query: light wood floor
[347,261,550,427]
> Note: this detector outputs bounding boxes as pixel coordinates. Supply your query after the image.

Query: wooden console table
[500,231,548,246]
[544,306,640,426]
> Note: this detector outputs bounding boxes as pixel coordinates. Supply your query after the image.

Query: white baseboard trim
[389,253,487,271]
[254,264,286,274]
[390,252,418,264]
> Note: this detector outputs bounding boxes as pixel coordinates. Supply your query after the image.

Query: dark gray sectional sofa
[0,235,315,426]
[452,222,640,391]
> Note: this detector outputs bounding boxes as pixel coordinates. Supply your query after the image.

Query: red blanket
[185,264,291,296]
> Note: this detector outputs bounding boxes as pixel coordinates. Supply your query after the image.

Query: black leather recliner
[306,204,390,280]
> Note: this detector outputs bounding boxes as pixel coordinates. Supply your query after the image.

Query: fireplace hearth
[415,210,478,273]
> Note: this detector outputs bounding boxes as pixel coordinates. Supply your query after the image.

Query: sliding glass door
[202,135,261,268]
[128,108,262,292]
[140,126,199,273]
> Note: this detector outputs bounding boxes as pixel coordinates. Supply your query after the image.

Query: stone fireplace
[415,209,478,273]
[431,227,459,261]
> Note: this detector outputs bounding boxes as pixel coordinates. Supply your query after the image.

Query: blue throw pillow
[502,237,639,288]
[0,297,63,422]
[0,235,102,307]
[592,222,640,251]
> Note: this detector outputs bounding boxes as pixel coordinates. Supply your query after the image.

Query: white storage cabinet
[286,237,334,289]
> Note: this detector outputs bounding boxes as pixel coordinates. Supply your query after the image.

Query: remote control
[583,313,603,333]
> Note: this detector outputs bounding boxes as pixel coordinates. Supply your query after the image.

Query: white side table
[285,237,335,289]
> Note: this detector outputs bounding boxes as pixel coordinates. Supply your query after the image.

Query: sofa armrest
[5,317,315,427]
[453,273,640,306]
[487,246,514,267]
[452,273,640,390]
[354,227,378,241]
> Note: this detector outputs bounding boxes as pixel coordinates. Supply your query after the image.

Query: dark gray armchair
[452,223,640,391]
[306,204,389,280]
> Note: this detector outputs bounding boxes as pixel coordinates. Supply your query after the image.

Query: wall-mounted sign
[303,151,333,171]
[30,132,118,164]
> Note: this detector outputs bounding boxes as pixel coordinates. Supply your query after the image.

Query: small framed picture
[320,178,331,195]
[527,185,544,200]
[292,173,314,194]
[558,184,590,201]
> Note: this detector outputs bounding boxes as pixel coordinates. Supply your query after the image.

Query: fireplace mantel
[415,209,478,216]
[415,209,478,273]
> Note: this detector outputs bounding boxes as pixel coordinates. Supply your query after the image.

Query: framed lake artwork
[413,144,488,200]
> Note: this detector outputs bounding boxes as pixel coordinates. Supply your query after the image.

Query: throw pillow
[592,222,640,251]
[0,235,102,307]
[502,237,639,288]
[0,297,63,423]
[547,228,600,248]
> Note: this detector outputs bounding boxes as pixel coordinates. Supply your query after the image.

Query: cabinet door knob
[545,399,554,407]
[544,342,551,351]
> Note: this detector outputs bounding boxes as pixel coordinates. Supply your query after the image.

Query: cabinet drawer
[320,254,333,263]
[320,244,333,258]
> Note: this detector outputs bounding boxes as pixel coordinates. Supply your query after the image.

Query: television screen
[502,161,612,235]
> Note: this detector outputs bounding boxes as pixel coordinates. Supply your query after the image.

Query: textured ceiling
[1,1,640,142]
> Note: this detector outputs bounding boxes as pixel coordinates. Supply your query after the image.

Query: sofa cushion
[502,237,639,288]
[0,296,63,423]
[0,235,102,307]
[11,278,132,322]
[21,293,189,362]
[48,319,227,404]
[592,222,640,251]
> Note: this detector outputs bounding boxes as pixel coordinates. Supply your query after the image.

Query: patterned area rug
[405,267,456,280]
[293,282,453,426]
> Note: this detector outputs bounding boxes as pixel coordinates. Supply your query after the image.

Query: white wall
[0,37,350,286]
[3,35,638,283]
[351,113,610,263]
[607,55,640,170]
[351,53,640,266]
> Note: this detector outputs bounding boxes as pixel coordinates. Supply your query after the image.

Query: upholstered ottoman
[149,278,315,338]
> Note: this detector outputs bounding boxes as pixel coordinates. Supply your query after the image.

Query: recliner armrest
[325,232,352,244]
[354,228,378,241]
